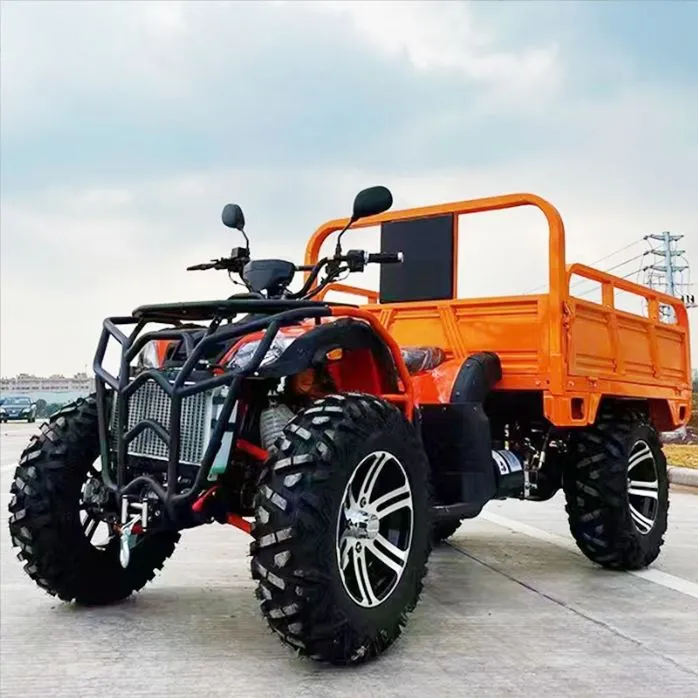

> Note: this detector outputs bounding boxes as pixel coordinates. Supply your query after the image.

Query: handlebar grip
[367,252,404,265]
[186,262,215,271]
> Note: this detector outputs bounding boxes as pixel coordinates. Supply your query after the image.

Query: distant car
[0,396,37,423]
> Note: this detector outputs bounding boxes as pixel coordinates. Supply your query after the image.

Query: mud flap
[421,352,503,518]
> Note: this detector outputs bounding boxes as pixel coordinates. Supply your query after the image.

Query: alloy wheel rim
[626,439,660,535]
[79,457,115,549]
[335,450,414,608]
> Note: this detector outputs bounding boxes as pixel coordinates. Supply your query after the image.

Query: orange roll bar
[306,193,568,394]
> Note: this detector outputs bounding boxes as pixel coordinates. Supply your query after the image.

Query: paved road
[1,421,697,697]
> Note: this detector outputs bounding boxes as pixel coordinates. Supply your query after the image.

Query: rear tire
[251,392,432,665]
[7,396,180,604]
[562,407,668,570]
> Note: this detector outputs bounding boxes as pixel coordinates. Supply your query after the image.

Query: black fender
[450,352,502,508]
[421,352,502,519]
[256,317,401,392]
[160,324,220,366]
[158,317,401,393]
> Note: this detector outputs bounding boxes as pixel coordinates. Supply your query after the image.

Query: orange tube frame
[567,262,690,324]
[305,193,569,394]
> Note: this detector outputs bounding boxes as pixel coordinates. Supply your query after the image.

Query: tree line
[33,399,66,419]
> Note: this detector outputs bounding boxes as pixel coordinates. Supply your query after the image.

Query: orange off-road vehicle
[8,187,692,665]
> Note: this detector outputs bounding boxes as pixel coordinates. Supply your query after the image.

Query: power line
[585,239,644,268]
[523,235,695,312]
[523,239,645,294]
[573,268,645,299]
[602,253,648,274]
[568,251,649,291]
[543,248,647,297]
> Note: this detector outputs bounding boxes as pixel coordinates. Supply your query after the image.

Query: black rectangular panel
[379,214,455,303]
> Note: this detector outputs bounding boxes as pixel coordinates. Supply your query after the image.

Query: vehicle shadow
[45,534,601,656]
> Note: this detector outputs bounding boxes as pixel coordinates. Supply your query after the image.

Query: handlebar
[186,261,219,271]
[185,248,403,300]
[289,249,403,300]
[367,252,403,265]
[186,257,248,273]
[188,249,402,273]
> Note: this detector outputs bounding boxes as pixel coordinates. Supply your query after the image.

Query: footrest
[431,502,484,522]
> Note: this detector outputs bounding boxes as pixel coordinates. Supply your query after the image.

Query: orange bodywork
[303,193,692,431]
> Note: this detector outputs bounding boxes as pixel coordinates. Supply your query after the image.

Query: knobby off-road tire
[8,395,180,604]
[562,407,668,570]
[250,392,432,665]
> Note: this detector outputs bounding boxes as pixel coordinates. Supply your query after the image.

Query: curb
[668,465,698,489]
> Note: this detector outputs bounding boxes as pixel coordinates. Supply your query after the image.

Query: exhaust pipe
[491,448,524,498]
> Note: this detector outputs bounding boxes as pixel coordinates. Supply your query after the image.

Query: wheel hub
[344,508,380,540]
[336,450,414,609]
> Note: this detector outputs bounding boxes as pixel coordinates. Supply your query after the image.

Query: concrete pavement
[1,421,697,698]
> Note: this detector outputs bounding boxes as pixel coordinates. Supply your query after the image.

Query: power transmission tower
[643,232,694,321]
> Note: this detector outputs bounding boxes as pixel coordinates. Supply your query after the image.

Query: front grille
[111,380,212,465]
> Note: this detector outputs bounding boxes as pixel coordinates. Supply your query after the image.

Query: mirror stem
[334,216,356,257]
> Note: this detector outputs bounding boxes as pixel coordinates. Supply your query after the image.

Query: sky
[1,0,697,378]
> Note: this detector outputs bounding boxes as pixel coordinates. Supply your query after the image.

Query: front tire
[251,392,432,665]
[562,407,668,570]
[8,396,180,604]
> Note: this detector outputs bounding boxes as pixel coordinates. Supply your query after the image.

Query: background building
[0,372,95,403]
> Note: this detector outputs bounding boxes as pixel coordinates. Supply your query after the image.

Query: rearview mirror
[222,203,245,231]
[352,185,393,221]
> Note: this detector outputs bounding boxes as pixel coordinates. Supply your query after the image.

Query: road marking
[630,568,698,598]
[480,510,698,600]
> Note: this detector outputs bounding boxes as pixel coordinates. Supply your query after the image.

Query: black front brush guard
[92,298,335,519]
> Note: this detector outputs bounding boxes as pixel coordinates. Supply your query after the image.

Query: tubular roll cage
[92,299,335,516]
[92,298,415,517]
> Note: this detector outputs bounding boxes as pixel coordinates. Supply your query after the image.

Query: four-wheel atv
[8,186,692,665]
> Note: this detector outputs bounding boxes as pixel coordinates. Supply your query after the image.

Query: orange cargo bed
[304,193,692,431]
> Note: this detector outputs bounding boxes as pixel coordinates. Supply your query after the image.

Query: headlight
[228,335,296,372]
[0,408,6,414]
[137,341,161,369]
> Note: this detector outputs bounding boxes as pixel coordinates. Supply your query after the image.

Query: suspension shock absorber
[259,395,295,451]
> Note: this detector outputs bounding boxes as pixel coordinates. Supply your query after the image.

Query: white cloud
[141,0,188,38]
[302,0,561,106]
[1,1,696,377]
[3,121,696,377]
